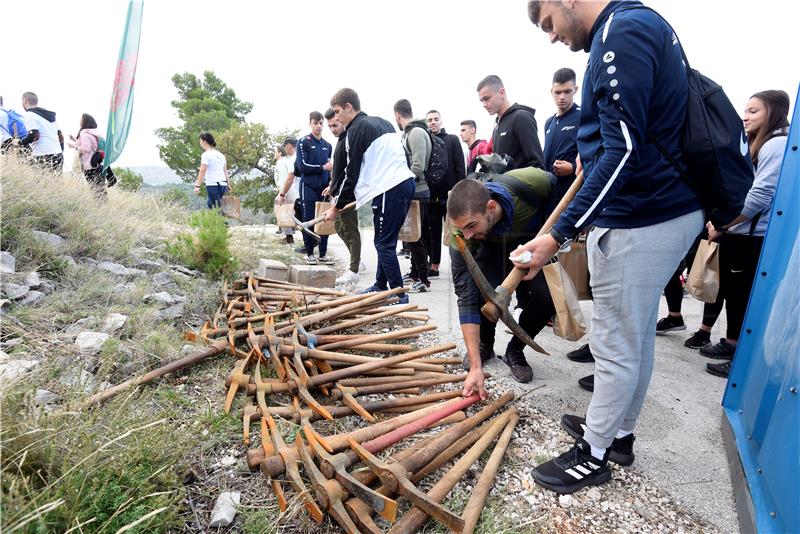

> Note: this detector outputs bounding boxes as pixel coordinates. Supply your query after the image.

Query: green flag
[104,0,144,169]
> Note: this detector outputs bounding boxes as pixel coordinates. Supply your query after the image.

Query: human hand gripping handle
[510,169,586,281]
[462,367,488,400]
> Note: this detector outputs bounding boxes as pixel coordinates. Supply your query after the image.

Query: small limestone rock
[134,258,163,271]
[101,313,128,334]
[172,265,201,277]
[23,272,41,288]
[38,280,55,295]
[220,455,237,467]
[113,283,135,294]
[157,303,184,321]
[31,230,66,250]
[59,255,77,266]
[75,331,111,354]
[0,251,16,274]
[152,272,174,287]
[35,389,62,405]
[127,268,147,277]
[97,261,131,276]
[143,291,184,306]
[181,344,195,357]
[19,291,44,306]
[59,368,96,394]
[1,338,23,349]
[0,299,11,314]
[2,283,30,300]
[0,359,39,381]
[586,487,602,501]
[208,491,241,528]
[559,494,574,508]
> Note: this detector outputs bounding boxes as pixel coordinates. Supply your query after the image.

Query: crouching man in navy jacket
[510,0,704,494]
[322,88,415,304]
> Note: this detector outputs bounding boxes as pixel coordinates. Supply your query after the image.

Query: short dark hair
[393,99,413,118]
[476,75,503,92]
[553,68,576,85]
[447,179,492,219]
[199,132,216,147]
[309,111,323,122]
[426,109,440,117]
[330,88,361,111]
[460,120,477,130]
[528,0,544,26]
[282,137,297,147]
[22,91,38,106]
[323,108,336,120]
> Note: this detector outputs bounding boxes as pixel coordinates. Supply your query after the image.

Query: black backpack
[425,132,449,187]
[626,6,754,228]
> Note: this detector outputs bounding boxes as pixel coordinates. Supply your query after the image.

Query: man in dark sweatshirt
[543,67,581,203]
[296,111,333,265]
[512,0,703,494]
[476,75,545,171]
[426,109,466,277]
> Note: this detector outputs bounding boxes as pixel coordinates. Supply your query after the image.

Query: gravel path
[318,226,739,533]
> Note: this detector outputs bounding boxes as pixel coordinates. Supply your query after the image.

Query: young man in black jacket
[323,88,415,304]
[296,111,333,264]
[476,75,545,171]
[426,110,466,277]
[514,0,704,494]
[543,68,581,203]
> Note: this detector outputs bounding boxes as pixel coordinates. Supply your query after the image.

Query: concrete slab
[288,264,335,288]
[258,259,289,281]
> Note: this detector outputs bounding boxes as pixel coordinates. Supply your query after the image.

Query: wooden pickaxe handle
[481,170,585,323]
[300,200,356,229]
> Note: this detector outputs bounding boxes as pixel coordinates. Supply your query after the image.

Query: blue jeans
[207,184,227,209]
[300,183,329,257]
[373,178,414,290]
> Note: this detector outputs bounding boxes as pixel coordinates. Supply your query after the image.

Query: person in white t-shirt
[16,92,64,172]
[273,144,297,243]
[193,132,230,209]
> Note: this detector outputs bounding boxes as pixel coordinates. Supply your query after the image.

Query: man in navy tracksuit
[323,88,415,303]
[506,1,703,493]
[543,67,582,203]
[297,111,333,264]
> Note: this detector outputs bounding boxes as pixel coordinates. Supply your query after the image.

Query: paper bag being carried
[274,203,295,229]
[314,202,337,236]
[687,239,720,303]
[558,241,591,300]
[543,261,587,341]
[220,194,241,219]
[398,200,421,242]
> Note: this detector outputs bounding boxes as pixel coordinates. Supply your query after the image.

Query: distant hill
[129,166,183,186]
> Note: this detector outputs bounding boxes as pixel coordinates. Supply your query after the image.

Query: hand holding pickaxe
[292,200,356,243]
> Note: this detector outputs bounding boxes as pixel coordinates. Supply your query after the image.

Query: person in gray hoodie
[702,89,790,377]
[394,99,431,292]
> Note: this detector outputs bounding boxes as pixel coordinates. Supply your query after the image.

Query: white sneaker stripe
[587,461,600,470]
[574,464,592,475]
[565,468,584,480]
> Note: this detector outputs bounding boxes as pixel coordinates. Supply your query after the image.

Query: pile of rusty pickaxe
[85,275,519,533]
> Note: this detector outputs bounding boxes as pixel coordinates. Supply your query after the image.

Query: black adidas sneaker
[532,441,612,494]
[560,414,635,466]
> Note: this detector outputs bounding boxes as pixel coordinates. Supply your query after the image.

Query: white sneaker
[336,270,360,285]
[319,256,335,265]
[358,261,367,273]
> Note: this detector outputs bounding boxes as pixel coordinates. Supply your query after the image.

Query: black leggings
[407,198,430,284]
[719,234,764,340]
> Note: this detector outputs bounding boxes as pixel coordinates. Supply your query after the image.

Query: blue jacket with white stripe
[553,1,700,239]
[296,133,332,191]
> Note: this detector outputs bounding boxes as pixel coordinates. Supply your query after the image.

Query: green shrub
[161,186,191,207]
[113,167,144,192]
[167,209,238,279]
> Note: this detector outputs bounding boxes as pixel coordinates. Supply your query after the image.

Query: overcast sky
[3,0,797,169]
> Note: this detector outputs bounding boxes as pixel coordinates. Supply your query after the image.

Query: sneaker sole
[706,366,731,378]
[699,352,734,360]
[532,468,612,494]
[685,341,712,349]
[561,419,636,466]
[656,325,687,335]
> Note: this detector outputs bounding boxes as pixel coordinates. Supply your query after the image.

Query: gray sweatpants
[585,209,703,449]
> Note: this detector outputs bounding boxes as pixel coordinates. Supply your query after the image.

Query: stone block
[257,259,289,281]
[288,265,336,288]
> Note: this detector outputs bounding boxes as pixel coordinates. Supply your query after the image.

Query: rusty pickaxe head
[454,235,549,356]
[291,213,322,244]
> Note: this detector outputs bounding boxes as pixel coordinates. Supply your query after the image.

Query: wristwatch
[548,228,574,252]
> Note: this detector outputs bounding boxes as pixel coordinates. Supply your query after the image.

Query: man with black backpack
[394,99,433,293]
[448,171,556,388]
[426,110,466,278]
[515,0,711,494]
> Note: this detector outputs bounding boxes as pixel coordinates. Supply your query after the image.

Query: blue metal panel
[722,83,800,533]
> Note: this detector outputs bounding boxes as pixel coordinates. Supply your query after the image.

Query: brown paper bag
[558,241,591,300]
[274,203,295,228]
[314,202,336,236]
[687,239,720,303]
[543,262,588,341]
[220,194,241,219]
[398,200,421,242]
